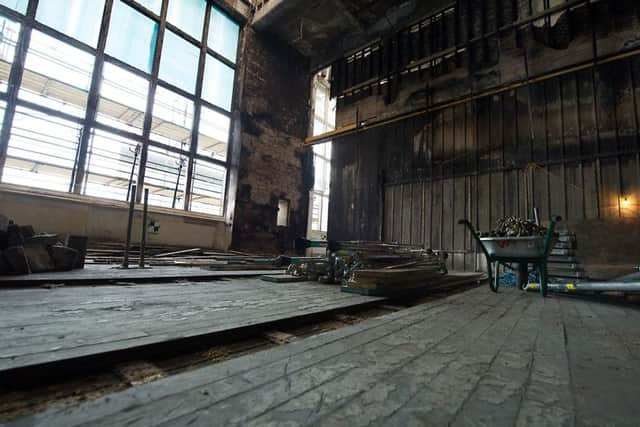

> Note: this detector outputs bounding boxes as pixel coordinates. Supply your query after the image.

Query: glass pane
[208,6,239,63]
[310,192,321,231]
[36,0,105,47]
[0,0,27,14]
[190,160,226,216]
[3,106,81,192]
[144,145,188,209]
[83,129,141,201]
[0,15,20,92]
[197,106,229,161]
[134,0,162,14]
[97,62,149,135]
[150,86,193,150]
[320,194,329,232]
[106,0,158,73]
[19,30,94,117]
[158,30,199,93]
[167,0,205,40]
[202,55,234,111]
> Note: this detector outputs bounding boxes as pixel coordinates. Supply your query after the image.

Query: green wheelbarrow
[458,216,561,297]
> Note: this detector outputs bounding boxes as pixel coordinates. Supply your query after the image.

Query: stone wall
[231,27,312,254]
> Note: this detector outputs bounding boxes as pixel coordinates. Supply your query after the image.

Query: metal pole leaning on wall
[122,184,136,269]
[139,188,149,268]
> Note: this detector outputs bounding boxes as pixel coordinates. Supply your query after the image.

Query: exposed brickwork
[232,27,312,254]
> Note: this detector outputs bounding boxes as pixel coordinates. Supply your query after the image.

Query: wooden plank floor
[0,265,284,286]
[0,279,384,373]
[6,286,640,427]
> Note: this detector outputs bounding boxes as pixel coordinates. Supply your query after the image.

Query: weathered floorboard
[5,288,640,427]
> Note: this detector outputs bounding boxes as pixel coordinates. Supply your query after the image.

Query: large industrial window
[0,1,240,219]
[308,69,335,234]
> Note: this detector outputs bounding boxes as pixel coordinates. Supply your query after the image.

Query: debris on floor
[0,214,86,275]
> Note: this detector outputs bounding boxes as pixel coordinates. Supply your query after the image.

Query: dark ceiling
[252,0,452,69]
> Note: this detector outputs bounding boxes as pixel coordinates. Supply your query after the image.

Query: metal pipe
[172,157,185,209]
[139,188,149,268]
[528,282,640,293]
[122,184,136,269]
[126,144,141,202]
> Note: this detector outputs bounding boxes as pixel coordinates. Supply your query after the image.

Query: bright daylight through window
[0,0,240,217]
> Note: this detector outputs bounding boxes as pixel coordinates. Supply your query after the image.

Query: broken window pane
[2,106,81,192]
[167,0,205,40]
[144,145,188,209]
[82,129,141,201]
[197,106,229,161]
[150,85,194,151]
[36,0,105,47]
[19,30,94,118]
[159,29,199,93]
[0,0,28,14]
[97,62,149,135]
[201,54,234,111]
[208,6,239,63]
[106,0,158,73]
[0,15,20,92]
[189,160,226,216]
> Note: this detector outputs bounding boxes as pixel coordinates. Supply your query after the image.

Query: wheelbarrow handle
[458,219,471,226]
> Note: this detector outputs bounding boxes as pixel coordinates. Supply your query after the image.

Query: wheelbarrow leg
[539,263,548,297]
[489,260,499,293]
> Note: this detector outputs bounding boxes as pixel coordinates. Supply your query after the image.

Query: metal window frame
[0,0,241,218]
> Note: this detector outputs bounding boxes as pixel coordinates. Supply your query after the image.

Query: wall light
[621,196,631,210]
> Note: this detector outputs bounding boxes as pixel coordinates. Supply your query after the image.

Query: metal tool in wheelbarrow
[458,215,562,297]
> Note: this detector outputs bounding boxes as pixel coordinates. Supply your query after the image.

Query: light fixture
[621,196,631,209]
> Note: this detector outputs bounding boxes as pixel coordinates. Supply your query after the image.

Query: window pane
[97,62,149,135]
[0,0,27,14]
[0,15,20,92]
[3,106,81,192]
[197,106,229,161]
[158,30,199,93]
[150,86,193,150]
[83,129,141,201]
[134,0,162,14]
[167,0,205,40]
[36,0,105,47]
[19,31,94,117]
[208,6,239,63]
[106,0,158,73]
[144,145,188,209]
[202,55,234,111]
[190,160,226,216]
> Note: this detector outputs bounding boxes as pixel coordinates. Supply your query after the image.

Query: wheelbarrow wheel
[489,261,499,293]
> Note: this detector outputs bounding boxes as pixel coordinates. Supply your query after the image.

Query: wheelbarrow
[458,216,561,297]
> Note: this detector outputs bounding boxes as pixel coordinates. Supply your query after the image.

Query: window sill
[0,183,227,225]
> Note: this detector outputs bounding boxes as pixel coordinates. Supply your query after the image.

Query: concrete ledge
[0,184,232,250]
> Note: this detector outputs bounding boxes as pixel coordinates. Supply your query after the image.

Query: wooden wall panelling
[453,176,466,270]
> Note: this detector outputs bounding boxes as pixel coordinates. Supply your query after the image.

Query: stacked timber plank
[285,241,452,295]
[85,242,285,270]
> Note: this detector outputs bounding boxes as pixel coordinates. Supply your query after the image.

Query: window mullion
[71,0,114,194]
[184,3,212,211]
[0,0,37,180]
[136,0,168,203]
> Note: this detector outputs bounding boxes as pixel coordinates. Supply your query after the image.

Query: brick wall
[231,27,313,254]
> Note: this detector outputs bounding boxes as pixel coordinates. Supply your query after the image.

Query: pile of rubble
[479,216,548,237]
[0,215,87,275]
